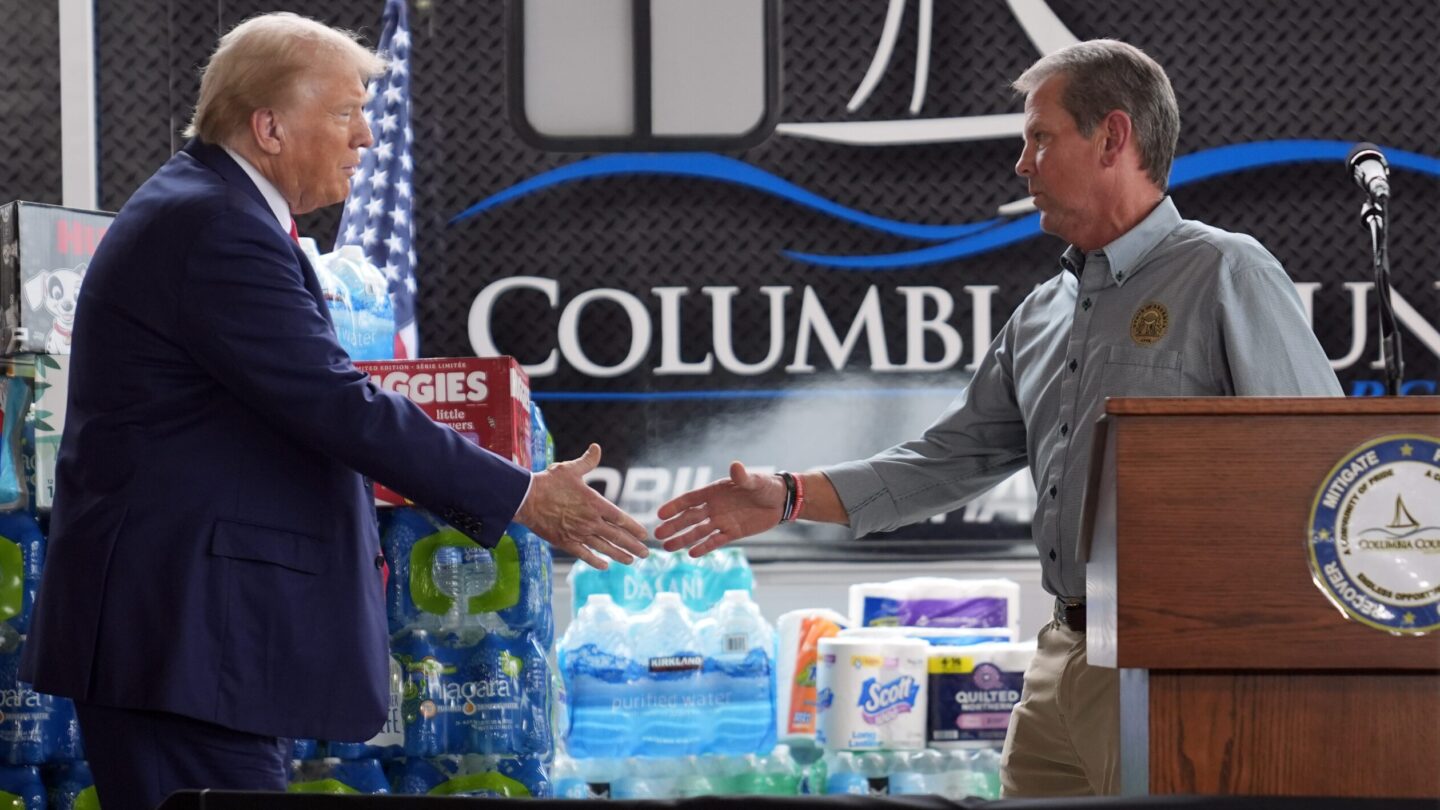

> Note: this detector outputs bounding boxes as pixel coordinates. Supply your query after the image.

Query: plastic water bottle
[890,749,945,795]
[559,594,637,758]
[610,757,668,799]
[551,755,590,799]
[707,590,775,755]
[615,552,656,610]
[498,525,551,633]
[0,765,43,809]
[714,548,755,602]
[45,760,95,810]
[762,745,802,795]
[433,544,495,635]
[654,549,706,611]
[393,628,447,757]
[629,592,705,756]
[970,746,1002,798]
[858,751,891,796]
[673,755,716,798]
[823,751,867,795]
[566,562,601,618]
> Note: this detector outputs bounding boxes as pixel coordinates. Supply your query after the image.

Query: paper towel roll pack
[840,626,1012,646]
[848,578,1020,639]
[816,636,928,751]
[926,641,1036,748]
[775,608,849,745]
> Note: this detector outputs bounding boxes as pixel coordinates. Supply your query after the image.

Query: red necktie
[288,219,300,245]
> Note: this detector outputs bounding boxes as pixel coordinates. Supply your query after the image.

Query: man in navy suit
[20,13,648,808]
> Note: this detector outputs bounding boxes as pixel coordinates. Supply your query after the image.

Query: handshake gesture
[520,451,837,565]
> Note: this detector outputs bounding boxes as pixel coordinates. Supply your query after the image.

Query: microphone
[1347,142,1390,203]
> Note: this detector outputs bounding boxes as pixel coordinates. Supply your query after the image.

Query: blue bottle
[567,559,609,619]
[629,592,705,756]
[497,525,550,633]
[0,765,43,809]
[45,759,97,810]
[291,738,320,760]
[394,628,450,758]
[707,590,776,755]
[0,513,44,636]
[654,550,706,612]
[454,629,548,756]
[380,508,444,633]
[558,594,636,758]
[388,756,452,795]
[0,639,57,765]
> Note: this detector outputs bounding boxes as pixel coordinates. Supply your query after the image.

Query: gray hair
[185,12,386,145]
[1013,39,1180,191]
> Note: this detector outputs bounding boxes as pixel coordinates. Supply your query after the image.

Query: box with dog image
[0,201,115,356]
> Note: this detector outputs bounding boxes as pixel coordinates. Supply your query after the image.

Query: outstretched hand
[654,461,785,557]
[517,443,649,570]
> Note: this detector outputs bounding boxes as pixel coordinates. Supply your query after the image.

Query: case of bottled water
[559,587,776,761]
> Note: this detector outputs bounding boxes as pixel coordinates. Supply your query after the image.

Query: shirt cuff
[814,459,902,540]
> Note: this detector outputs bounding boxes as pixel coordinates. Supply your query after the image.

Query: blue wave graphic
[452,152,1000,242]
[452,140,1440,270]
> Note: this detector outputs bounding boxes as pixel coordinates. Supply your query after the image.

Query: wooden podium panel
[1084,397,1440,797]
[1148,671,1440,796]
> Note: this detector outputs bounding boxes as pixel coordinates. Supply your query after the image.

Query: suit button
[374,553,385,570]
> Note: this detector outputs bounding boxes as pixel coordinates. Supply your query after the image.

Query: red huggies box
[354,356,532,506]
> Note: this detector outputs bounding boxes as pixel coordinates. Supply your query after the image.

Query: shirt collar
[1059,196,1182,286]
[223,146,293,233]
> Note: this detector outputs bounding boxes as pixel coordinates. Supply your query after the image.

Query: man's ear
[249,108,284,156]
[1099,109,1133,168]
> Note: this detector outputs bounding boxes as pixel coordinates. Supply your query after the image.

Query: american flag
[337,0,417,358]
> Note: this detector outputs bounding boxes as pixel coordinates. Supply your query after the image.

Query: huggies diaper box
[354,357,532,506]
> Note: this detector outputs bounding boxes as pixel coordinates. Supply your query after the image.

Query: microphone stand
[1360,200,1403,396]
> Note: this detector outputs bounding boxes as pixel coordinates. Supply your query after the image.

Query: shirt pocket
[210,518,327,575]
[1100,344,1183,397]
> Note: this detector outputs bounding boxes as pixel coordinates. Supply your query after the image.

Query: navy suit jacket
[20,140,532,742]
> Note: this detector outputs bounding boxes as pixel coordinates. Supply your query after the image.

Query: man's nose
[355,119,374,149]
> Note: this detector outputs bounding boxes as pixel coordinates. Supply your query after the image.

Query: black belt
[1054,597,1086,632]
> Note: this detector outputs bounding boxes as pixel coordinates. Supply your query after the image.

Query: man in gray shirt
[656,40,1341,796]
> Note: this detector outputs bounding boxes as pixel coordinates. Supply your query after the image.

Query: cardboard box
[0,201,115,356]
[354,357,532,506]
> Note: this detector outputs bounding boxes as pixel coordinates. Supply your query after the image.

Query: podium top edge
[1104,396,1440,416]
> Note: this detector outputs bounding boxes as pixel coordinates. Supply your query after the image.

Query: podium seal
[1307,434,1440,635]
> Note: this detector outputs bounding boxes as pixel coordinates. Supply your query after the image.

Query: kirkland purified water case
[355,357,532,506]
[0,202,115,356]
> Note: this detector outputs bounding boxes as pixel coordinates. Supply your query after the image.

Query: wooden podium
[1083,397,1440,798]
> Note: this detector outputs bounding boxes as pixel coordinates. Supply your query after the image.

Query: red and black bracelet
[779,471,806,523]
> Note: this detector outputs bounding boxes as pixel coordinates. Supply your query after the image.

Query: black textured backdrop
[92,0,1440,559]
[0,0,62,205]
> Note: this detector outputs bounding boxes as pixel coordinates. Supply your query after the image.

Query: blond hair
[184,12,386,145]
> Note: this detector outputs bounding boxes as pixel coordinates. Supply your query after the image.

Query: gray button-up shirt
[822,197,1343,600]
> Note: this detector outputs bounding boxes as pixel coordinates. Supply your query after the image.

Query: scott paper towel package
[926,641,1036,748]
[775,609,847,744]
[848,578,1019,639]
[816,637,928,751]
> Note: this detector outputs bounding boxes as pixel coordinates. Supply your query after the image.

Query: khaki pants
[999,619,1119,797]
